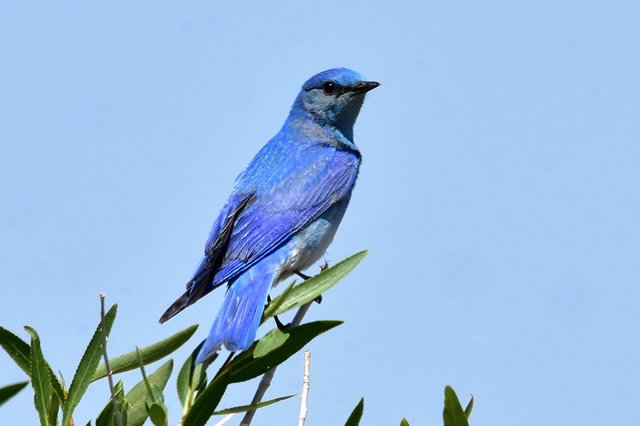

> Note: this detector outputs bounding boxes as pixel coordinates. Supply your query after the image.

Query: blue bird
[160,68,379,363]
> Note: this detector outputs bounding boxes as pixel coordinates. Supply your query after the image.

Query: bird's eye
[323,81,338,95]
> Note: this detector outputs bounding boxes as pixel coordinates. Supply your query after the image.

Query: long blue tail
[195,262,274,363]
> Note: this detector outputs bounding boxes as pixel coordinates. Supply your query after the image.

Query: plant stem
[298,349,311,426]
[99,293,123,426]
[240,302,313,425]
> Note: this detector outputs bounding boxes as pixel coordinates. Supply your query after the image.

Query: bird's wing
[215,148,360,283]
[159,194,255,323]
[159,147,359,323]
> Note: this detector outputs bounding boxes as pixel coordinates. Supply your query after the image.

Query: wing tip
[158,291,190,323]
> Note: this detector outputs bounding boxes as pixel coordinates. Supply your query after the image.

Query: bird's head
[291,68,379,141]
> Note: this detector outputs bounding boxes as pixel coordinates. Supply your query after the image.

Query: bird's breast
[276,195,352,283]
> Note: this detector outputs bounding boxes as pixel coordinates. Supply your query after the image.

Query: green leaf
[148,401,169,426]
[253,328,289,358]
[176,354,191,408]
[263,251,368,320]
[0,326,31,376]
[400,418,410,426]
[227,320,342,383]
[62,304,117,426]
[0,327,64,410]
[213,393,296,415]
[92,324,197,382]
[176,341,209,411]
[344,397,364,426]
[464,394,474,419]
[443,386,469,426]
[47,365,65,408]
[0,381,29,407]
[147,382,165,404]
[59,370,68,397]
[123,359,173,426]
[47,388,59,426]
[96,379,125,426]
[183,369,231,426]
[25,326,52,426]
[259,281,295,324]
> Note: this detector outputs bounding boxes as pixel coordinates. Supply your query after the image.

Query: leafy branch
[0,251,474,425]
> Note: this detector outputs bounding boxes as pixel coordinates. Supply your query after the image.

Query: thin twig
[298,349,311,426]
[100,293,123,426]
[240,301,314,425]
[213,413,236,426]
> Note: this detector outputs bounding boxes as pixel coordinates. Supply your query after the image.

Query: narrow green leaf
[0,326,31,376]
[96,379,124,426]
[47,365,65,408]
[263,251,368,320]
[227,320,341,383]
[213,393,296,415]
[25,326,52,426]
[123,359,173,426]
[92,324,197,382]
[176,341,208,409]
[59,370,68,397]
[145,383,165,405]
[344,397,364,426]
[183,369,231,426]
[177,340,210,417]
[176,352,192,407]
[0,381,29,407]
[62,304,117,426]
[443,386,469,426]
[253,328,289,358]
[148,401,169,426]
[259,281,295,324]
[0,327,64,409]
[47,388,59,426]
[400,418,410,426]
[464,394,474,419]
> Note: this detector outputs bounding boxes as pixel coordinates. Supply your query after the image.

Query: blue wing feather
[158,138,359,323]
[213,145,359,283]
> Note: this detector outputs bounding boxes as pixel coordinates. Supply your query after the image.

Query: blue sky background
[1,1,639,425]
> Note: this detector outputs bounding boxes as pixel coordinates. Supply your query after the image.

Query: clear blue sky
[1,1,639,425]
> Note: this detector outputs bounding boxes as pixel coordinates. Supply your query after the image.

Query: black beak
[351,81,381,94]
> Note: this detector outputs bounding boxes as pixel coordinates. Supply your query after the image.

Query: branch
[100,293,123,426]
[298,349,311,426]
[214,413,236,425]
[240,301,314,425]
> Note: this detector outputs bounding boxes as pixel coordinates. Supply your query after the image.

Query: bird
[159,68,379,363]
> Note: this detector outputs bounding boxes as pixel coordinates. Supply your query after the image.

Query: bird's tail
[195,265,274,363]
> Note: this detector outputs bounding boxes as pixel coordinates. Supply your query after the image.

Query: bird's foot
[274,314,290,331]
[312,261,330,304]
[267,295,292,330]
[294,270,323,304]
[295,270,311,280]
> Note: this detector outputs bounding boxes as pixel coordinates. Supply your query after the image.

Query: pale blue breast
[275,195,352,282]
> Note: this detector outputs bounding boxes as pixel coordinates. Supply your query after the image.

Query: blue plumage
[160,68,379,363]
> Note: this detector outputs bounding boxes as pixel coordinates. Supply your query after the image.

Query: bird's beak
[351,81,381,94]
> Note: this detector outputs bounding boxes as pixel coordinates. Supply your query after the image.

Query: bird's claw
[295,270,311,280]
[274,314,290,331]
